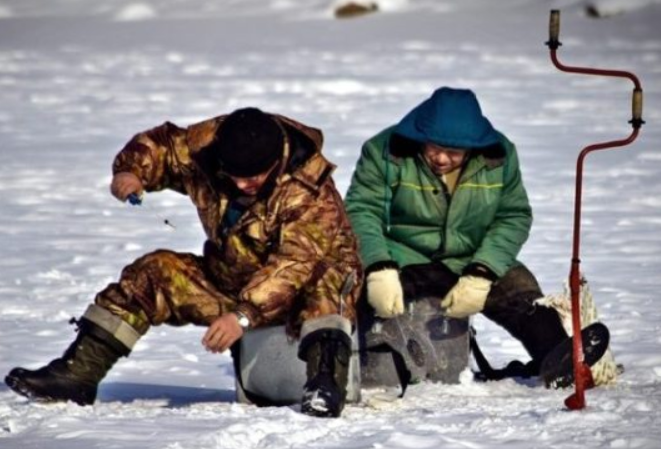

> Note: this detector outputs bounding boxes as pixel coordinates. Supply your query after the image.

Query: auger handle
[632,89,644,128]
[547,9,561,49]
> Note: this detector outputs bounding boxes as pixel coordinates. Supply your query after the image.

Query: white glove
[366,269,405,318]
[441,275,493,318]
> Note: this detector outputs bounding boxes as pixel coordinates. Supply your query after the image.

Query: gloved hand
[441,275,493,318]
[366,269,405,318]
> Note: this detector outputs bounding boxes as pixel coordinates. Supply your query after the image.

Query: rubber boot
[540,322,610,389]
[5,317,131,406]
[482,266,569,376]
[298,318,352,418]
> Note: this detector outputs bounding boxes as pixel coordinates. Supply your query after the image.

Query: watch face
[237,314,250,328]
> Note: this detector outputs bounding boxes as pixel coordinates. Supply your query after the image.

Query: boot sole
[5,371,95,405]
[5,373,57,403]
[300,402,340,418]
[540,322,610,389]
[300,389,343,418]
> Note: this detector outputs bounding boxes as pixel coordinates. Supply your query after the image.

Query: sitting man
[5,107,362,418]
[345,87,606,387]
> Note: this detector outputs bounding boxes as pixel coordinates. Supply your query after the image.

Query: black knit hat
[212,107,284,177]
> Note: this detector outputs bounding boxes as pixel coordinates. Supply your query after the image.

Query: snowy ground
[1,0,660,448]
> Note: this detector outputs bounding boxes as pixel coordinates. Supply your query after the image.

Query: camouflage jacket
[112,114,362,328]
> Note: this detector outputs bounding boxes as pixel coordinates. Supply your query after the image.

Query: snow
[1,0,661,448]
[114,4,158,22]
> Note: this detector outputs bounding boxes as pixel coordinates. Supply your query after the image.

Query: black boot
[482,265,570,373]
[540,322,610,389]
[5,318,130,405]
[298,328,352,418]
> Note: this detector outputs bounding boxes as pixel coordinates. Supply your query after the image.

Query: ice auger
[545,9,644,410]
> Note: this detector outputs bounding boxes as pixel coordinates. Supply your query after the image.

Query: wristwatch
[234,311,251,330]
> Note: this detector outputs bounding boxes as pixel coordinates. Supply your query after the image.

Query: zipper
[417,152,451,258]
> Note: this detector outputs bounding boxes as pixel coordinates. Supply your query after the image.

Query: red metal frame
[546,10,644,410]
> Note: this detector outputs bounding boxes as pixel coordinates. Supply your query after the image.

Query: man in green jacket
[346,87,577,383]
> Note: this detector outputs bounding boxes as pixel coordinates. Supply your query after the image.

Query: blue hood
[394,87,500,150]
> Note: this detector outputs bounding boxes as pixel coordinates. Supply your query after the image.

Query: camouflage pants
[93,249,356,337]
[94,250,239,336]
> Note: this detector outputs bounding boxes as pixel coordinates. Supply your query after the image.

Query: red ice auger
[545,9,644,410]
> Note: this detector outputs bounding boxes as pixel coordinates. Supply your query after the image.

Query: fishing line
[127,193,176,229]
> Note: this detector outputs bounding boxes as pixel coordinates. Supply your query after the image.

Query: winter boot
[5,305,138,405]
[481,266,570,377]
[298,315,352,418]
[540,321,610,389]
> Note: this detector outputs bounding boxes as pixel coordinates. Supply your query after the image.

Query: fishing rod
[545,9,644,410]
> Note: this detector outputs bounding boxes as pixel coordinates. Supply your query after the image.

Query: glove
[441,275,493,318]
[366,269,405,318]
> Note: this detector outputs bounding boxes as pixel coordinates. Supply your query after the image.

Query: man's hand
[110,172,143,202]
[440,275,493,318]
[367,269,405,318]
[202,314,244,353]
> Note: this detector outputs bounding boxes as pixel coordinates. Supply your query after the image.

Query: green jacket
[345,126,532,278]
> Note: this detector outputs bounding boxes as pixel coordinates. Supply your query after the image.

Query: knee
[493,265,542,297]
[484,266,543,318]
[112,250,185,289]
[132,249,180,271]
[483,292,536,320]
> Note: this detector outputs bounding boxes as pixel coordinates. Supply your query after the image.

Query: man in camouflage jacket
[6,108,362,418]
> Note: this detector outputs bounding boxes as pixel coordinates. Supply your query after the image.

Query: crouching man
[5,107,362,418]
[345,87,608,388]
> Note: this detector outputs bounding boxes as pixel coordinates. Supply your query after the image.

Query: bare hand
[110,172,143,202]
[202,314,244,353]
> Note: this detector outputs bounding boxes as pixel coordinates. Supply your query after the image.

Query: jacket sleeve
[112,121,192,195]
[344,139,394,269]
[235,181,347,327]
[471,144,533,277]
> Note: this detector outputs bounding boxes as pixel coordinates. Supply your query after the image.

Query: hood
[394,87,500,150]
